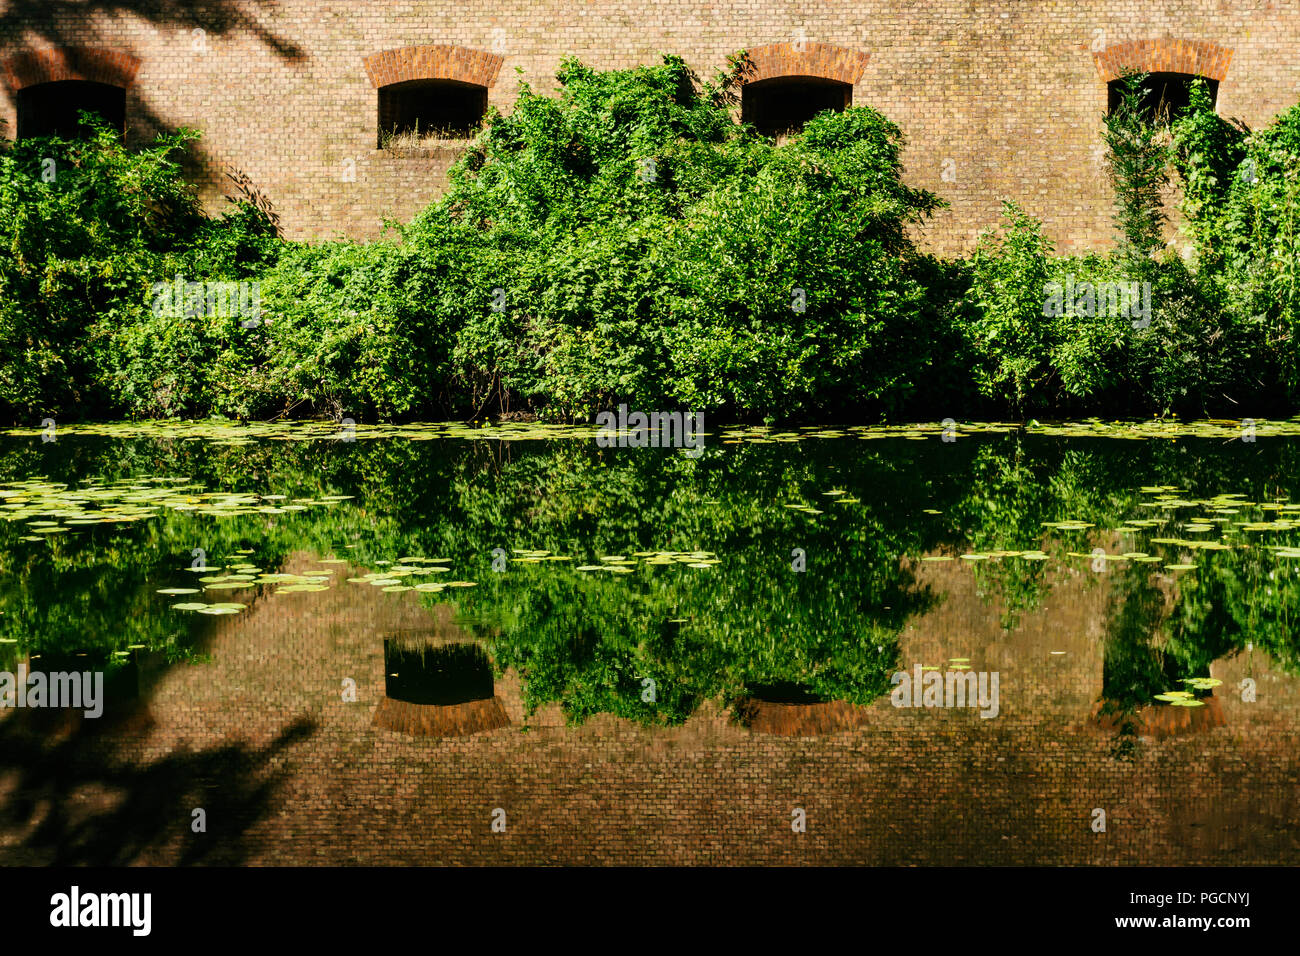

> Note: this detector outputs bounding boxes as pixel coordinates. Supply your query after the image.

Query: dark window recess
[745,681,828,705]
[384,641,494,706]
[17,80,126,139]
[377,79,487,145]
[1107,73,1218,122]
[742,77,852,137]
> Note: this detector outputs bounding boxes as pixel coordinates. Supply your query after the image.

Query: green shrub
[0,122,202,418]
[4,58,1300,424]
[0,118,283,422]
[1103,73,1172,264]
[253,241,453,419]
[965,202,1058,411]
[403,56,943,421]
[1170,79,1298,407]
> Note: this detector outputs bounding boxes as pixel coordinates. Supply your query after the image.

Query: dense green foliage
[0,122,280,420]
[1,61,1298,423]
[1104,73,1171,263]
[964,73,1295,417]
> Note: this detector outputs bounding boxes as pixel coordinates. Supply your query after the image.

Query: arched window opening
[745,681,828,705]
[742,76,851,139]
[377,78,486,147]
[1107,72,1218,122]
[16,80,126,139]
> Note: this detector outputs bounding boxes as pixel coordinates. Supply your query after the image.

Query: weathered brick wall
[1,1,1296,254]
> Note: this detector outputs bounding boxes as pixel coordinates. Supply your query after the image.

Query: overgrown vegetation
[0,60,1296,424]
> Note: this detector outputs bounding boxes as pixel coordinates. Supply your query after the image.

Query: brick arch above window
[363,45,504,90]
[740,42,870,85]
[2,46,141,91]
[1092,39,1234,82]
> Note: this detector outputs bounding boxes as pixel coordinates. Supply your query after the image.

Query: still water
[0,420,1297,864]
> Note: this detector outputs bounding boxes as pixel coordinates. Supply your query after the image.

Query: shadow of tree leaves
[0,711,317,865]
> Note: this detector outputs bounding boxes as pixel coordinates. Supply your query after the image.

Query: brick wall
[1,2,1295,254]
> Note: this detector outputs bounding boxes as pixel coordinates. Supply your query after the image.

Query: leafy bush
[965,202,1059,411]
[1104,73,1172,264]
[0,122,201,418]
[0,118,283,421]
[965,201,1276,417]
[1172,82,1299,403]
[3,59,1300,425]
[253,241,453,419]
[402,55,944,420]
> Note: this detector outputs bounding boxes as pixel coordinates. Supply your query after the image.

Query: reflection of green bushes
[1172,545,1300,676]
[6,431,1300,724]
[1099,569,1202,713]
[447,443,934,723]
[0,433,934,722]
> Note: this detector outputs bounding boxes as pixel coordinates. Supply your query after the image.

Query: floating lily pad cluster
[575,551,721,572]
[1027,419,1300,440]
[913,485,1300,576]
[2,477,197,540]
[1154,677,1222,706]
[507,549,573,564]
[160,552,483,614]
[345,556,476,592]
[156,542,727,622]
[171,601,247,616]
[1,476,354,543]
[1,420,597,443]
[721,422,1019,444]
[8,417,1297,447]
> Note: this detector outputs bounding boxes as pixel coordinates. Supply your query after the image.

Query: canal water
[0,420,1296,864]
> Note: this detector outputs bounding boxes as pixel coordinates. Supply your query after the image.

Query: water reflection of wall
[146,549,1300,739]
[91,549,1300,865]
[900,558,1108,722]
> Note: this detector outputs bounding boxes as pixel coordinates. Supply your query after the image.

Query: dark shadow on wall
[2,1,306,205]
[0,0,305,62]
[0,712,317,865]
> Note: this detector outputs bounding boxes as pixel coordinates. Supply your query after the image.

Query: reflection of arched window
[745,681,827,706]
[1106,73,1217,122]
[373,639,510,737]
[742,76,851,137]
[18,648,151,732]
[734,681,870,736]
[384,641,493,706]
[377,78,487,145]
[18,80,126,139]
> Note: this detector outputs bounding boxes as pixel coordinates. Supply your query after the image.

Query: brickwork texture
[2,1,1297,254]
